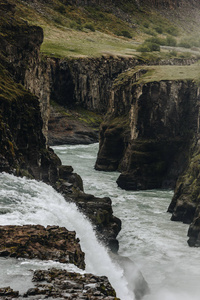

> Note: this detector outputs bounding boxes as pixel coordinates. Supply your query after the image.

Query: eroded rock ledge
[0,269,118,300]
[0,225,85,269]
[0,225,120,299]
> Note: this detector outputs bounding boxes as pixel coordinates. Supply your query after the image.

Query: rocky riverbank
[0,0,121,252]
[0,225,118,299]
[0,269,118,299]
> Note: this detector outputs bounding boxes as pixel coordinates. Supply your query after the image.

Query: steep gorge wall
[0,1,121,252]
[50,56,139,112]
[95,67,200,246]
[96,72,200,189]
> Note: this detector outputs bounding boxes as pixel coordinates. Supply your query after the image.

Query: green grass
[10,0,186,59]
[2,0,200,60]
[137,64,200,83]
[50,101,103,128]
[113,63,200,87]
[40,26,138,57]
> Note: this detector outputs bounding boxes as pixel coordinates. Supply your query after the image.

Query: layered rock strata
[0,225,85,269]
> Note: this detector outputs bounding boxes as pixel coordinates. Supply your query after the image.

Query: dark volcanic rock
[168,141,200,246]
[0,268,119,299]
[0,1,121,251]
[95,65,200,247]
[30,268,118,299]
[0,225,85,269]
[0,287,19,298]
[55,178,121,253]
[96,69,199,191]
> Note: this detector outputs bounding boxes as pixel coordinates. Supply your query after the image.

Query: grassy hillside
[7,0,200,59]
[114,63,200,88]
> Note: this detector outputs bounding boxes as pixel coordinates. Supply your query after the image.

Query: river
[0,143,199,300]
[53,143,200,300]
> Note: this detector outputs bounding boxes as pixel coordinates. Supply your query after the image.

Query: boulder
[0,268,119,299]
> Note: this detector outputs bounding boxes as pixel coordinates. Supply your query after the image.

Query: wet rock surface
[0,268,119,299]
[0,225,85,269]
[168,141,200,247]
[55,167,121,253]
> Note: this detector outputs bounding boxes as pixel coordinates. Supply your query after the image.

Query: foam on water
[0,172,133,300]
[53,143,200,300]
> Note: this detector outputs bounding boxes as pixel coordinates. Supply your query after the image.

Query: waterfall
[0,172,134,300]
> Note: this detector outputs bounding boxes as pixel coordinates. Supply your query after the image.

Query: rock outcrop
[46,56,140,145]
[0,268,118,299]
[48,105,101,145]
[96,68,200,190]
[95,65,200,247]
[0,225,85,269]
[167,141,200,247]
[0,0,121,251]
[55,165,121,252]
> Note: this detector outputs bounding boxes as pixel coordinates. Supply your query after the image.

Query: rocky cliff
[0,0,121,252]
[50,56,138,111]
[95,65,200,246]
[168,140,200,246]
[96,67,200,189]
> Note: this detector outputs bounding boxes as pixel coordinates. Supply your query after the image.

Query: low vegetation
[114,63,200,88]
[2,0,196,59]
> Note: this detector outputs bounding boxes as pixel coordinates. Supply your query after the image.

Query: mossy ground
[50,100,103,129]
[113,63,200,87]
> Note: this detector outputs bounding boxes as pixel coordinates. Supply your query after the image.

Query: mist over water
[53,143,200,300]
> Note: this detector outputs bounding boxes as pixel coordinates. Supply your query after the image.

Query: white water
[52,143,200,300]
[0,172,133,299]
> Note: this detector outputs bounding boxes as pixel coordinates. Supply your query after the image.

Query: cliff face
[95,66,200,246]
[168,140,200,246]
[0,1,121,252]
[0,1,60,183]
[49,56,139,113]
[0,1,51,139]
[96,69,200,190]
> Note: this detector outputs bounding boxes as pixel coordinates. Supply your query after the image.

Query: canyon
[2,0,200,298]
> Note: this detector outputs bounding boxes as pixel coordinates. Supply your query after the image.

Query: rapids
[53,143,200,300]
[0,172,133,299]
[0,142,199,300]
